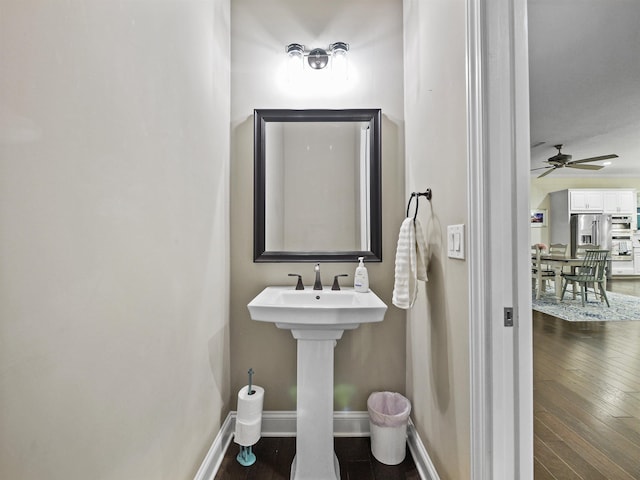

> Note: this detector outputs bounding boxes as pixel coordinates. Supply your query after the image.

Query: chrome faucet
[313,264,322,290]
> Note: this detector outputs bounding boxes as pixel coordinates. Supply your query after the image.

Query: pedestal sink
[247,286,387,480]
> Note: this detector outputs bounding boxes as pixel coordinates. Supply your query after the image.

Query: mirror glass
[254,109,382,262]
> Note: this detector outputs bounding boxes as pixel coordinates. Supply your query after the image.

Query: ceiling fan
[531,144,618,178]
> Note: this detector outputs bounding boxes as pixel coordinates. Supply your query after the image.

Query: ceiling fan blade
[569,154,618,165]
[566,163,604,170]
[531,166,552,171]
[537,168,556,178]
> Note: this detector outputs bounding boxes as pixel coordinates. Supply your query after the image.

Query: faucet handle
[331,274,349,291]
[288,274,304,290]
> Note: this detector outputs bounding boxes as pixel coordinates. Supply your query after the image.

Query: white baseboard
[259,410,372,438]
[193,414,234,480]
[194,411,440,480]
[407,418,441,480]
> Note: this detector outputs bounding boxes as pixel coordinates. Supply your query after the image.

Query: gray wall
[0,1,231,479]
[403,0,470,478]
[230,0,406,411]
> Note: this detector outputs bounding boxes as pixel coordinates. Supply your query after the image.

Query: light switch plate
[447,224,465,260]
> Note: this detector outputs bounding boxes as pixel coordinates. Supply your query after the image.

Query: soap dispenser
[354,257,369,293]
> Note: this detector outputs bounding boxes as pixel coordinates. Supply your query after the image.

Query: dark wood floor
[215,436,419,480]
[534,278,640,479]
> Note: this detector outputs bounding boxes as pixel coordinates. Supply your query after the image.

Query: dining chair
[531,245,554,299]
[575,243,600,258]
[560,249,610,307]
[548,243,568,257]
[545,243,569,275]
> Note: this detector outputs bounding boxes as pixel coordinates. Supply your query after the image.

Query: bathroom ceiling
[528,0,640,178]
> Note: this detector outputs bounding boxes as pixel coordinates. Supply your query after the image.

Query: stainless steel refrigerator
[569,213,612,275]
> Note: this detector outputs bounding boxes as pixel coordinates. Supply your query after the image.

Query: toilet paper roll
[234,416,262,446]
[236,385,264,423]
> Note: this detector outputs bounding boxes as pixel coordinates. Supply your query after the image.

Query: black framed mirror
[254,108,382,262]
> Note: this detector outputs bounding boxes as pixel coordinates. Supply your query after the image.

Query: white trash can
[367,391,412,465]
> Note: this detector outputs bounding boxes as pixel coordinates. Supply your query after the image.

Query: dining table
[535,255,587,302]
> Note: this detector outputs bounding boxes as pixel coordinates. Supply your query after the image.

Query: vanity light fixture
[286,42,349,70]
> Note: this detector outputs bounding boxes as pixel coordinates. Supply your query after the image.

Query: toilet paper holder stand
[236,368,261,467]
[247,368,255,395]
[237,445,256,467]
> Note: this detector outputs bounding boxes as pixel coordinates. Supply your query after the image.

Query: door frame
[467,0,533,478]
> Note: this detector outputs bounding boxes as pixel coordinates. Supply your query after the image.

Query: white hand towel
[414,218,428,283]
[392,218,429,309]
[392,218,414,309]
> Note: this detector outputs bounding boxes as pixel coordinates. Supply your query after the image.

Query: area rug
[532,290,640,322]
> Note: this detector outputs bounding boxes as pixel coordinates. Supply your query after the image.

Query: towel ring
[405,189,432,221]
[406,194,419,220]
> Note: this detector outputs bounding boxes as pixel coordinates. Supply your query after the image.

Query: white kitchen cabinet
[569,190,603,212]
[611,259,635,276]
[603,189,636,214]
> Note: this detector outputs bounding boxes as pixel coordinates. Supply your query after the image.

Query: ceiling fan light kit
[531,144,618,178]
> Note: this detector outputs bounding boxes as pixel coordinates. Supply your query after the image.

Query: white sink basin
[247,286,387,331]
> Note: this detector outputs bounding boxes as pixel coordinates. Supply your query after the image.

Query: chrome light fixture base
[307,48,329,69]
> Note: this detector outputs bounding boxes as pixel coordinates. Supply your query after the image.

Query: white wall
[230,0,406,411]
[0,1,230,479]
[403,0,470,478]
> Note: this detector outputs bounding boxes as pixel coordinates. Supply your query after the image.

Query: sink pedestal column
[290,329,344,480]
